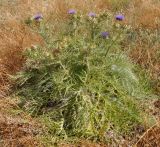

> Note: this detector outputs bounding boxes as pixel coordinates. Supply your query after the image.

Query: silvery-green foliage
[15,11,152,142]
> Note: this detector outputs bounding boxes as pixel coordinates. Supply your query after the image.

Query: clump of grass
[15,11,153,143]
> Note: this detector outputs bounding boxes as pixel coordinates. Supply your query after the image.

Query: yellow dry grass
[0,20,43,98]
[0,0,109,21]
[125,0,160,94]
[127,0,160,29]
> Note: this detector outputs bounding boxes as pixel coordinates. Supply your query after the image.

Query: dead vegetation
[127,0,160,29]
[134,98,160,147]
[124,0,160,94]
[0,115,41,147]
[0,98,43,147]
[0,21,43,98]
[135,123,160,147]
[59,141,108,147]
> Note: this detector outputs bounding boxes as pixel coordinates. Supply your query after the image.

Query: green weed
[15,11,154,143]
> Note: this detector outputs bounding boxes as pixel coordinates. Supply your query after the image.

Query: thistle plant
[15,10,153,143]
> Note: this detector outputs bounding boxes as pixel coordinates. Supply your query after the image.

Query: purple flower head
[115,14,124,21]
[33,13,43,21]
[88,12,96,17]
[68,9,76,14]
[101,32,109,39]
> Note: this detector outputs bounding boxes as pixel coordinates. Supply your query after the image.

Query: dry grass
[134,98,160,146]
[0,21,43,98]
[1,0,159,27]
[0,66,10,98]
[124,0,160,94]
[0,0,110,21]
[0,98,43,147]
[0,21,43,73]
[126,0,160,29]
[0,115,41,147]
[59,140,108,147]
[129,40,160,92]
[135,122,160,147]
